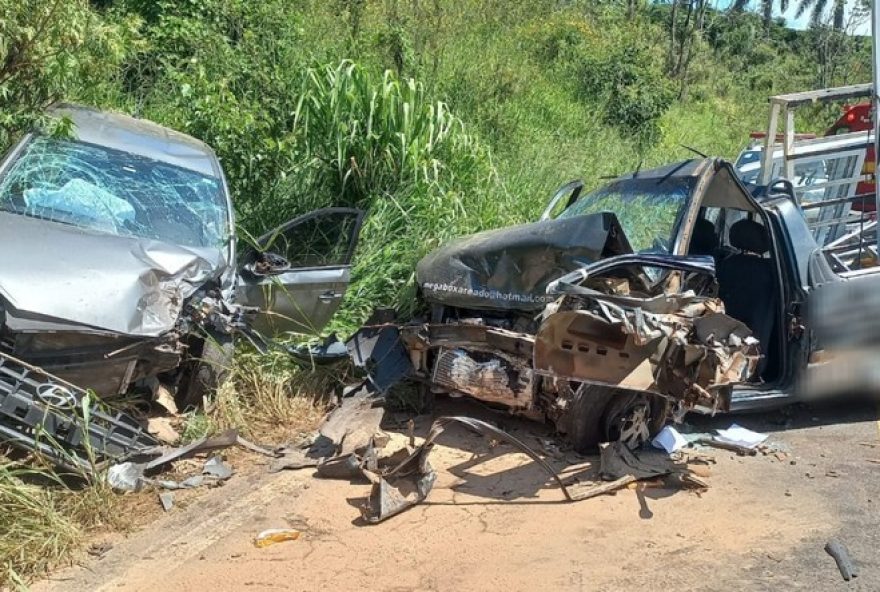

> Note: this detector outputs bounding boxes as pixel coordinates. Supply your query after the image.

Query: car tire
[561,383,668,453]
[600,390,668,450]
[176,332,235,410]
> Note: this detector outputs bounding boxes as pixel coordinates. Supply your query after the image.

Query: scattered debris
[233,434,279,458]
[652,425,687,453]
[141,430,241,472]
[270,388,385,473]
[268,449,320,473]
[825,538,858,581]
[314,388,385,457]
[107,462,148,493]
[714,424,768,449]
[146,417,181,444]
[254,528,301,548]
[107,429,264,492]
[316,453,365,480]
[203,456,233,480]
[683,451,717,465]
[159,491,175,512]
[151,382,180,416]
[356,416,705,523]
[696,437,758,456]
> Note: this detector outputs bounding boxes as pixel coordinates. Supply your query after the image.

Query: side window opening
[258,210,362,271]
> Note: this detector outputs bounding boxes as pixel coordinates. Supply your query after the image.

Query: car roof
[48,103,222,179]
[612,158,709,183]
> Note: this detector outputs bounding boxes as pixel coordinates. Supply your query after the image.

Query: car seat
[715,218,776,377]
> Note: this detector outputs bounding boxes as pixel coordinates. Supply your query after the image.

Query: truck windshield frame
[559,176,694,254]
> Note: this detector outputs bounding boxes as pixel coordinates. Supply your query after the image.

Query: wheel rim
[606,396,652,449]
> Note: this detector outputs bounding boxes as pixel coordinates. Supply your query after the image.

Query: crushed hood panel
[0,212,226,336]
[416,213,631,311]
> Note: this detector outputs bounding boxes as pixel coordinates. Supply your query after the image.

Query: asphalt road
[35,396,880,591]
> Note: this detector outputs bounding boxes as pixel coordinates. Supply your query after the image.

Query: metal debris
[346,325,413,393]
[202,455,233,480]
[825,538,858,581]
[268,449,320,473]
[696,437,758,457]
[159,491,175,512]
[107,429,261,491]
[315,453,366,479]
[141,430,240,471]
[358,416,704,523]
[270,388,386,472]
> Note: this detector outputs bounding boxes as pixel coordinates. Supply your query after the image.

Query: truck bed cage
[755,84,877,272]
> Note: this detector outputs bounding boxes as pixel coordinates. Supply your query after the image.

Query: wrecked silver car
[350,159,760,452]
[0,104,364,411]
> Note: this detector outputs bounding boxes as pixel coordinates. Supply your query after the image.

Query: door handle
[318,290,343,302]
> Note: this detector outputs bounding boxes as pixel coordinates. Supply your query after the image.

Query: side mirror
[239,250,291,278]
[540,180,584,221]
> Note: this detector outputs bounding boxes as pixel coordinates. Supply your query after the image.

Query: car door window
[258,208,364,269]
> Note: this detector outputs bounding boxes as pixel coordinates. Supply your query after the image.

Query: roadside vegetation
[0,0,872,585]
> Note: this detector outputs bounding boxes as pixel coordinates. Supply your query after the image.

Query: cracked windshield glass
[0,136,229,249]
[559,177,693,253]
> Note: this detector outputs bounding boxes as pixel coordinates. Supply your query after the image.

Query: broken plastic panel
[0,351,159,473]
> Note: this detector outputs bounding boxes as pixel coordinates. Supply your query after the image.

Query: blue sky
[714,0,871,33]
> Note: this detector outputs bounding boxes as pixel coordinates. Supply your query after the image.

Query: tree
[795,0,846,29]
[0,0,128,149]
[729,0,789,31]
[668,0,709,97]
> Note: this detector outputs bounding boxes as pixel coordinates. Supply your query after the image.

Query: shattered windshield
[559,176,692,253]
[0,137,229,249]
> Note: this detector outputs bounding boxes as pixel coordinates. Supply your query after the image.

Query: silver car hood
[0,212,228,337]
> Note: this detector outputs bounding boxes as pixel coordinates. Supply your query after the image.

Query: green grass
[0,458,127,589]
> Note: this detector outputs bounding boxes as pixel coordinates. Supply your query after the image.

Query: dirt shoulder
[34,399,880,592]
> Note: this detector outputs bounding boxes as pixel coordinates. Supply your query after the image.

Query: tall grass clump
[0,463,84,588]
[265,61,524,328]
[183,346,339,442]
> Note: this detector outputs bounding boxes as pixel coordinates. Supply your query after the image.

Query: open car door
[235,208,365,336]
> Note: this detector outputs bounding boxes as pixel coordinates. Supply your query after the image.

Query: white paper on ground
[651,425,688,453]
[715,423,768,449]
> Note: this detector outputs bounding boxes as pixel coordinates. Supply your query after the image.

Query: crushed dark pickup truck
[350,153,875,452]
